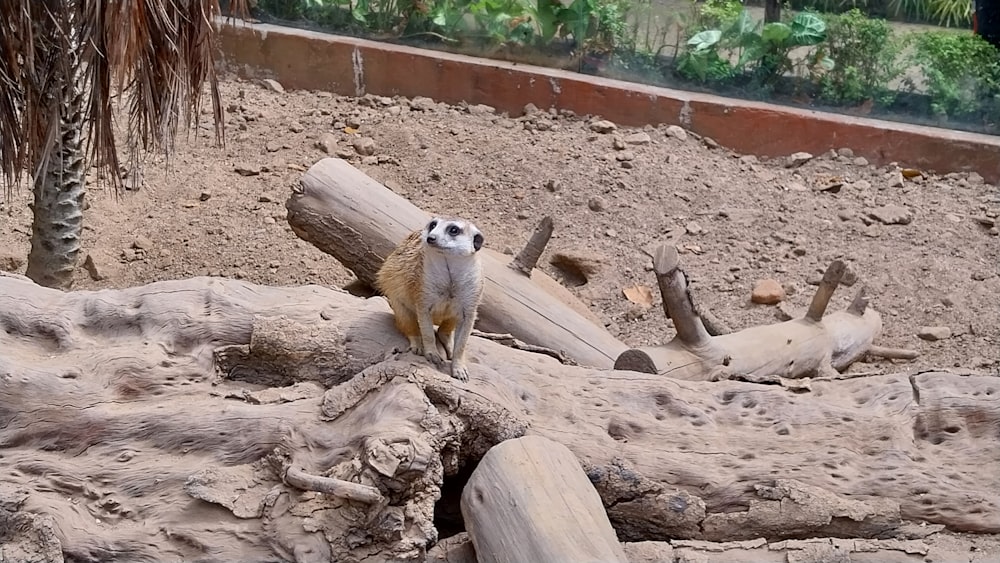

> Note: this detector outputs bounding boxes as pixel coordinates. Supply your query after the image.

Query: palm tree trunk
[24,12,87,290]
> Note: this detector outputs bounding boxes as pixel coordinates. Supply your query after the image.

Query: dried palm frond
[0,0,250,198]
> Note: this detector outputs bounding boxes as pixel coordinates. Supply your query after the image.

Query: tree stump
[461,436,628,563]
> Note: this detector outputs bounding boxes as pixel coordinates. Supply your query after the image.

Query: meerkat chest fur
[421,250,483,320]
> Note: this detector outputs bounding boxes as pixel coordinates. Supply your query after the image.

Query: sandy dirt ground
[1,76,998,560]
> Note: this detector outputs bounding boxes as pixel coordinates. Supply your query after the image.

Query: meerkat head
[424,217,484,256]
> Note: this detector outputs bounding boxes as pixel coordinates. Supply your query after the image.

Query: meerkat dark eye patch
[427,220,438,231]
[473,233,484,251]
[447,224,461,236]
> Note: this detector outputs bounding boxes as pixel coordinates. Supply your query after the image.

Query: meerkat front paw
[424,350,446,369]
[450,362,470,382]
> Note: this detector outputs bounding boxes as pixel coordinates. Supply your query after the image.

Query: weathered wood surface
[2,273,999,562]
[285,157,627,368]
[614,246,891,380]
[460,436,628,563]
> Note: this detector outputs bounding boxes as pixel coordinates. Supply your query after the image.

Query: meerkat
[376,217,485,381]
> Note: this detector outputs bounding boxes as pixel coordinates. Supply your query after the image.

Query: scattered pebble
[588,196,608,212]
[315,133,338,155]
[590,120,617,134]
[665,125,688,141]
[868,205,913,225]
[751,279,786,305]
[785,152,813,168]
[234,163,262,176]
[625,132,651,145]
[918,326,952,341]
[260,78,285,93]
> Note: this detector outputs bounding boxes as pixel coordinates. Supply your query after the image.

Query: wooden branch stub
[806,260,847,322]
[867,346,920,361]
[461,436,628,563]
[652,244,712,348]
[847,287,869,316]
[510,216,554,276]
[284,465,384,504]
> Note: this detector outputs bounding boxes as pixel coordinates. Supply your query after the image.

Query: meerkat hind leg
[418,306,446,368]
[436,317,458,360]
[449,313,475,382]
[392,306,424,355]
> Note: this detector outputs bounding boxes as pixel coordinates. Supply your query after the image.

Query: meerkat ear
[473,233,484,251]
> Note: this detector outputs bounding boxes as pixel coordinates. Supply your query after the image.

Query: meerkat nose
[426,235,437,244]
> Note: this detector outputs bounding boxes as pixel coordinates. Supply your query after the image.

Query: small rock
[739,155,758,164]
[853,156,869,166]
[132,236,153,250]
[588,196,608,212]
[234,163,261,176]
[288,121,305,133]
[612,137,626,150]
[972,270,994,281]
[361,156,378,166]
[620,161,634,169]
[335,147,355,159]
[785,181,808,192]
[703,137,719,149]
[315,132,338,155]
[515,211,530,220]
[785,152,814,168]
[258,195,274,203]
[841,263,858,286]
[410,96,436,111]
[265,141,282,153]
[917,326,952,341]
[867,204,913,225]
[751,279,786,305]
[260,78,285,93]
[352,136,376,156]
[837,147,854,157]
[0,251,25,272]
[263,216,276,225]
[665,125,688,141]
[522,103,539,115]
[837,209,855,221]
[386,105,402,116]
[605,228,617,238]
[624,132,651,145]
[345,116,362,129]
[590,120,617,134]
[615,151,635,162]
[852,179,872,192]
[944,213,962,223]
[82,253,116,281]
[967,171,984,185]
[199,191,212,202]
[685,221,704,235]
[545,179,561,192]
[887,171,905,188]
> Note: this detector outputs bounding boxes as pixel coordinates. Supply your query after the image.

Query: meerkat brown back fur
[376,217,485,381]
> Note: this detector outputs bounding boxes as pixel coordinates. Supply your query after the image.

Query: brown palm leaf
[0,0,249,198]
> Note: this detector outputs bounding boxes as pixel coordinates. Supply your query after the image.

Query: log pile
[0,159,996,562]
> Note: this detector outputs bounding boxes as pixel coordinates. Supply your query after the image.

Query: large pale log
[614,246,915,380]
[2,273,999,562]
[460,436,628,563]
[285,157,627,368]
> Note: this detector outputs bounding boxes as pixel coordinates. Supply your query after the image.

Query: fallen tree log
[461,436,628,563]
[2,273,998,562]
[614,246,918,380]
[285,157,628,368]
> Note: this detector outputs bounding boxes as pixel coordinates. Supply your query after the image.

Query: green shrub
[677,9,831,88]
[815,8,903,106]
[905,31,1000,120]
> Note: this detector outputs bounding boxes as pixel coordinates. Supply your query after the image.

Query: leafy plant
[815,8,903,106]
[905,31,1000,120]
[677,9,831,88]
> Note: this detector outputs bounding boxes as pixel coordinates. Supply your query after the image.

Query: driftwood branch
[806,260,846,321]
[509,216,554,276]
[284,466,384,504]
[614,244,911,380]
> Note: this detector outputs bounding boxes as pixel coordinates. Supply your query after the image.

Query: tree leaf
[789,12,826,45]
[760,22,791,45]
[623,284,654,307]
[687,29,722,52]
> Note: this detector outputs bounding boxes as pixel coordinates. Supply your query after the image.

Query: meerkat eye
[447,225,461,236]
[427,220,438,231]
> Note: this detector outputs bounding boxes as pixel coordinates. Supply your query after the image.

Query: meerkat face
[424,217,484,256]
